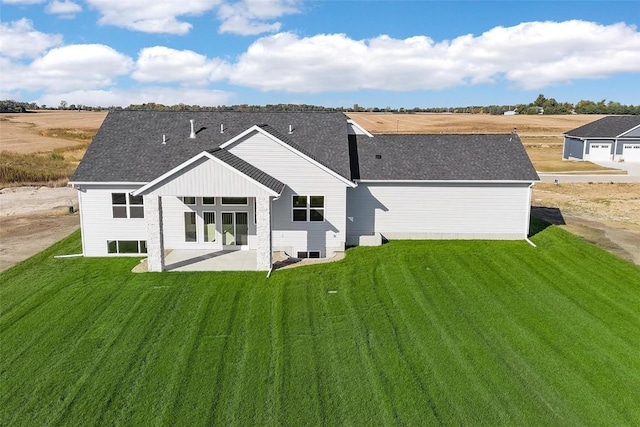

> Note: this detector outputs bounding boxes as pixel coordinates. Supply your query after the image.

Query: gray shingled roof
[208,149,285,194]
[565,116,640,138]
[353,134,539,181]
[71,111,350,182]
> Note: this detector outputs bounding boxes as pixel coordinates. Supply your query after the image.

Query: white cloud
[46,0,82,16]
[0,19,63,58]
[217,0,299,35]
[1,44,134,92]
[36,87,234,107]
[1,0,45,4]
[85,0,222,35]
[132,46,230,84]
[229,20,640,92]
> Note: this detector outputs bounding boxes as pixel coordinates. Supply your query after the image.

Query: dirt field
[0,111,638,271]
[0,111,106,153]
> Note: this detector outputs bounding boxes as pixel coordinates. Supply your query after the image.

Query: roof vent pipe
[189,119,196,139]
[220,124,224,133]
[162,134,166,144]
[288,124,293,134]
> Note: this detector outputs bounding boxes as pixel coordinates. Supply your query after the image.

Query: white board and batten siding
[141,156,275,251]
[346,182,532,244]
[77,184,147,256]
[227,131,349,256]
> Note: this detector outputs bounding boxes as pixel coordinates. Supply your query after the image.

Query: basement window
[297,251,321,259]
[107,240,147,254]
[112,193,144,218]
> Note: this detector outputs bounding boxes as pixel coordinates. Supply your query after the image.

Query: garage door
[589,143,611,161]
[623,144,640,162]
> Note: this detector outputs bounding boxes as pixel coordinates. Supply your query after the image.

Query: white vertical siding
[347,183,532,243]
[78,185,147,256]
[228,132,349,256]
[145,156,274,197]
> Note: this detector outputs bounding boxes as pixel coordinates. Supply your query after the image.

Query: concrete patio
[164,249,258,272]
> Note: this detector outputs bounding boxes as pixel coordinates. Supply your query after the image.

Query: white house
[69,111,539,271]
[563,116,640,162]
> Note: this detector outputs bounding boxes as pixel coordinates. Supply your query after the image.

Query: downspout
[525,182,537,247]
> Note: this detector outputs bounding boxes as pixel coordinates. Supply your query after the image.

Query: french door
[222,212,248,247]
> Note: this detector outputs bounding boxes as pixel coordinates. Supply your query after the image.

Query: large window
[112,193,144,218]
[184,212,197,242]
[203,212,216,242]
[292,195,324,222]
[107,240,147,254]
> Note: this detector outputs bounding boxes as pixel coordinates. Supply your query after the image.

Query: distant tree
[59,100,68,109]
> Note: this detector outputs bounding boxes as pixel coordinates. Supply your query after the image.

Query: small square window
[293,196,307,208]
[308,251,321,259]
[112,193,126,205]
[297,252,307,259]
[112,206,127,218]
[129,194,143,205]
[130,206,144,218]
[182,197,196,205]
[293,209,307,221]
[118,241,139,254]
[203,197,215,205]
[310,196,324,208]
[107,240,118,254]
[310,209,324,221]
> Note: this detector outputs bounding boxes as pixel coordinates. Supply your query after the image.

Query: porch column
[256,195,272,271]
[144,195,165,272]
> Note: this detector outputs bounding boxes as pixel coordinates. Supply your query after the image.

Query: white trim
[132,151,280,197]
[355,179,539,184]
[347,119,374,137]
[617,123,640,138]
[69,181,147,187]
[220,125,357,188]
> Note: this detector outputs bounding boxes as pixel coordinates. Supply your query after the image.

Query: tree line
[1,95,639,115]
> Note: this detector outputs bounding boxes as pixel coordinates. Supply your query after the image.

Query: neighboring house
[69,111,539,272]
[563,116,640,162]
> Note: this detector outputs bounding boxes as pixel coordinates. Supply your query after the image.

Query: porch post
[144,195,165,272]
[256,195,272,271]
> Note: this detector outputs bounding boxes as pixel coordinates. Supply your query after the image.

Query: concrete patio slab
[164,249,258,272]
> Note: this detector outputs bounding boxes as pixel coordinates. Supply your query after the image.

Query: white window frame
[221,197,248,206]
[111,193,144,219]
[107,240,147,254]
[292,195,325,222]
[202,197,216,206]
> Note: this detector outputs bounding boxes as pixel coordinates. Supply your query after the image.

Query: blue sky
[1,0,639,108]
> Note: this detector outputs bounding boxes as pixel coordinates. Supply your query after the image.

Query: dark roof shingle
[71,111,350,182]
[565,116,640,138]
[354,134,539,181]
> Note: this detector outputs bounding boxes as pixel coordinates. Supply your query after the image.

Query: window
[203,212,216,242]
[292,195,324,222]
[181,196,196,205]
[203,197,216,205]
[184,212,197,242]
[112,193,144,218]
[107,240,147,254]
[297,251,321,259]
[221,197,248,205]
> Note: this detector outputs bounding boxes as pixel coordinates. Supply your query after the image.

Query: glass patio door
[222,212,248,246]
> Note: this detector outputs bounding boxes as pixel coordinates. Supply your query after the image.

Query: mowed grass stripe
[1,227,640,425]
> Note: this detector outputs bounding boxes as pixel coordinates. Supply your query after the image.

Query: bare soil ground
[0,111,638,271]
[0,111,106,153]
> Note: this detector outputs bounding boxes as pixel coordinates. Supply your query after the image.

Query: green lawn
[1,225,639,426]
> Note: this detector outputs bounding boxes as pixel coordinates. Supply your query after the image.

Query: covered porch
[133,150,285,272]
